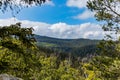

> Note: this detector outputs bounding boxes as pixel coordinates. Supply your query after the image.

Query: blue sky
[0,0,105,39]
[0,0,97,24]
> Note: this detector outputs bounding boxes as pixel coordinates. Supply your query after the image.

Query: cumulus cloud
[67,0,120,20]
[0,18,105,39]
[66,0,88,8]
[42,0,55,6]
[73,10,94,20]
[66,0,94,20]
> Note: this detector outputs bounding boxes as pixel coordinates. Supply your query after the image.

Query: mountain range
[35,35,100,57]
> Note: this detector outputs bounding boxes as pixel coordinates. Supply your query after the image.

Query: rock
[0,74,23,80]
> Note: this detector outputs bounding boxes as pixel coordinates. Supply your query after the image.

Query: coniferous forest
[0,0,120,80]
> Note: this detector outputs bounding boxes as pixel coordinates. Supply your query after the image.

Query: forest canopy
[0,0,120,80]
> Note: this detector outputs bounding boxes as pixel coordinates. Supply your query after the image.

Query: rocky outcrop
[0,74,22,80]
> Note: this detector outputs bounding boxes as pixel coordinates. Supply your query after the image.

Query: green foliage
[83,40,120,80]
[38,57,84,80]
[0,23,36,52]
[0,23,38,79]
[0,38,39,79]
[0,25,84,79]
[82,1,120,79]
[87,0,120,33]
[0,39,86,80]
[57,60,84,80]
[0,47,85,80]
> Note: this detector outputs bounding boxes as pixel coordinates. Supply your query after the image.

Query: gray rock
[0,74,23,80]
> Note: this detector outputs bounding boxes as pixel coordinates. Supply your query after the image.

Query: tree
[38,56,84,80]
[0,0,46,11]
[82,40,120,80]
[0,0,47,13]
[87,0,120,34]
[0,23,36,52]
[82,1,120,79]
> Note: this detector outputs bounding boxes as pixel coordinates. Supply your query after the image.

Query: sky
[0,0,106,39]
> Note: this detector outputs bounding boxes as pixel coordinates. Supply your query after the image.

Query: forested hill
[35,35,100,57]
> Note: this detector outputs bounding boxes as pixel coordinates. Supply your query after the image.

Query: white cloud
[0,18,105,39]
[43,0,55,6]
[67,0,120,20]
[66,0,88,8]
[66,0,95,20]
[73,10,94,20]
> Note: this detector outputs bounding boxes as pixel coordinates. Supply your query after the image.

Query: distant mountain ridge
[35,35,100,57]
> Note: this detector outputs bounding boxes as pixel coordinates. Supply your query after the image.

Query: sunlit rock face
[0,74,22,80]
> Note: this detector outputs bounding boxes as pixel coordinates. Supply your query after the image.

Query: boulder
[0,74,22,80]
